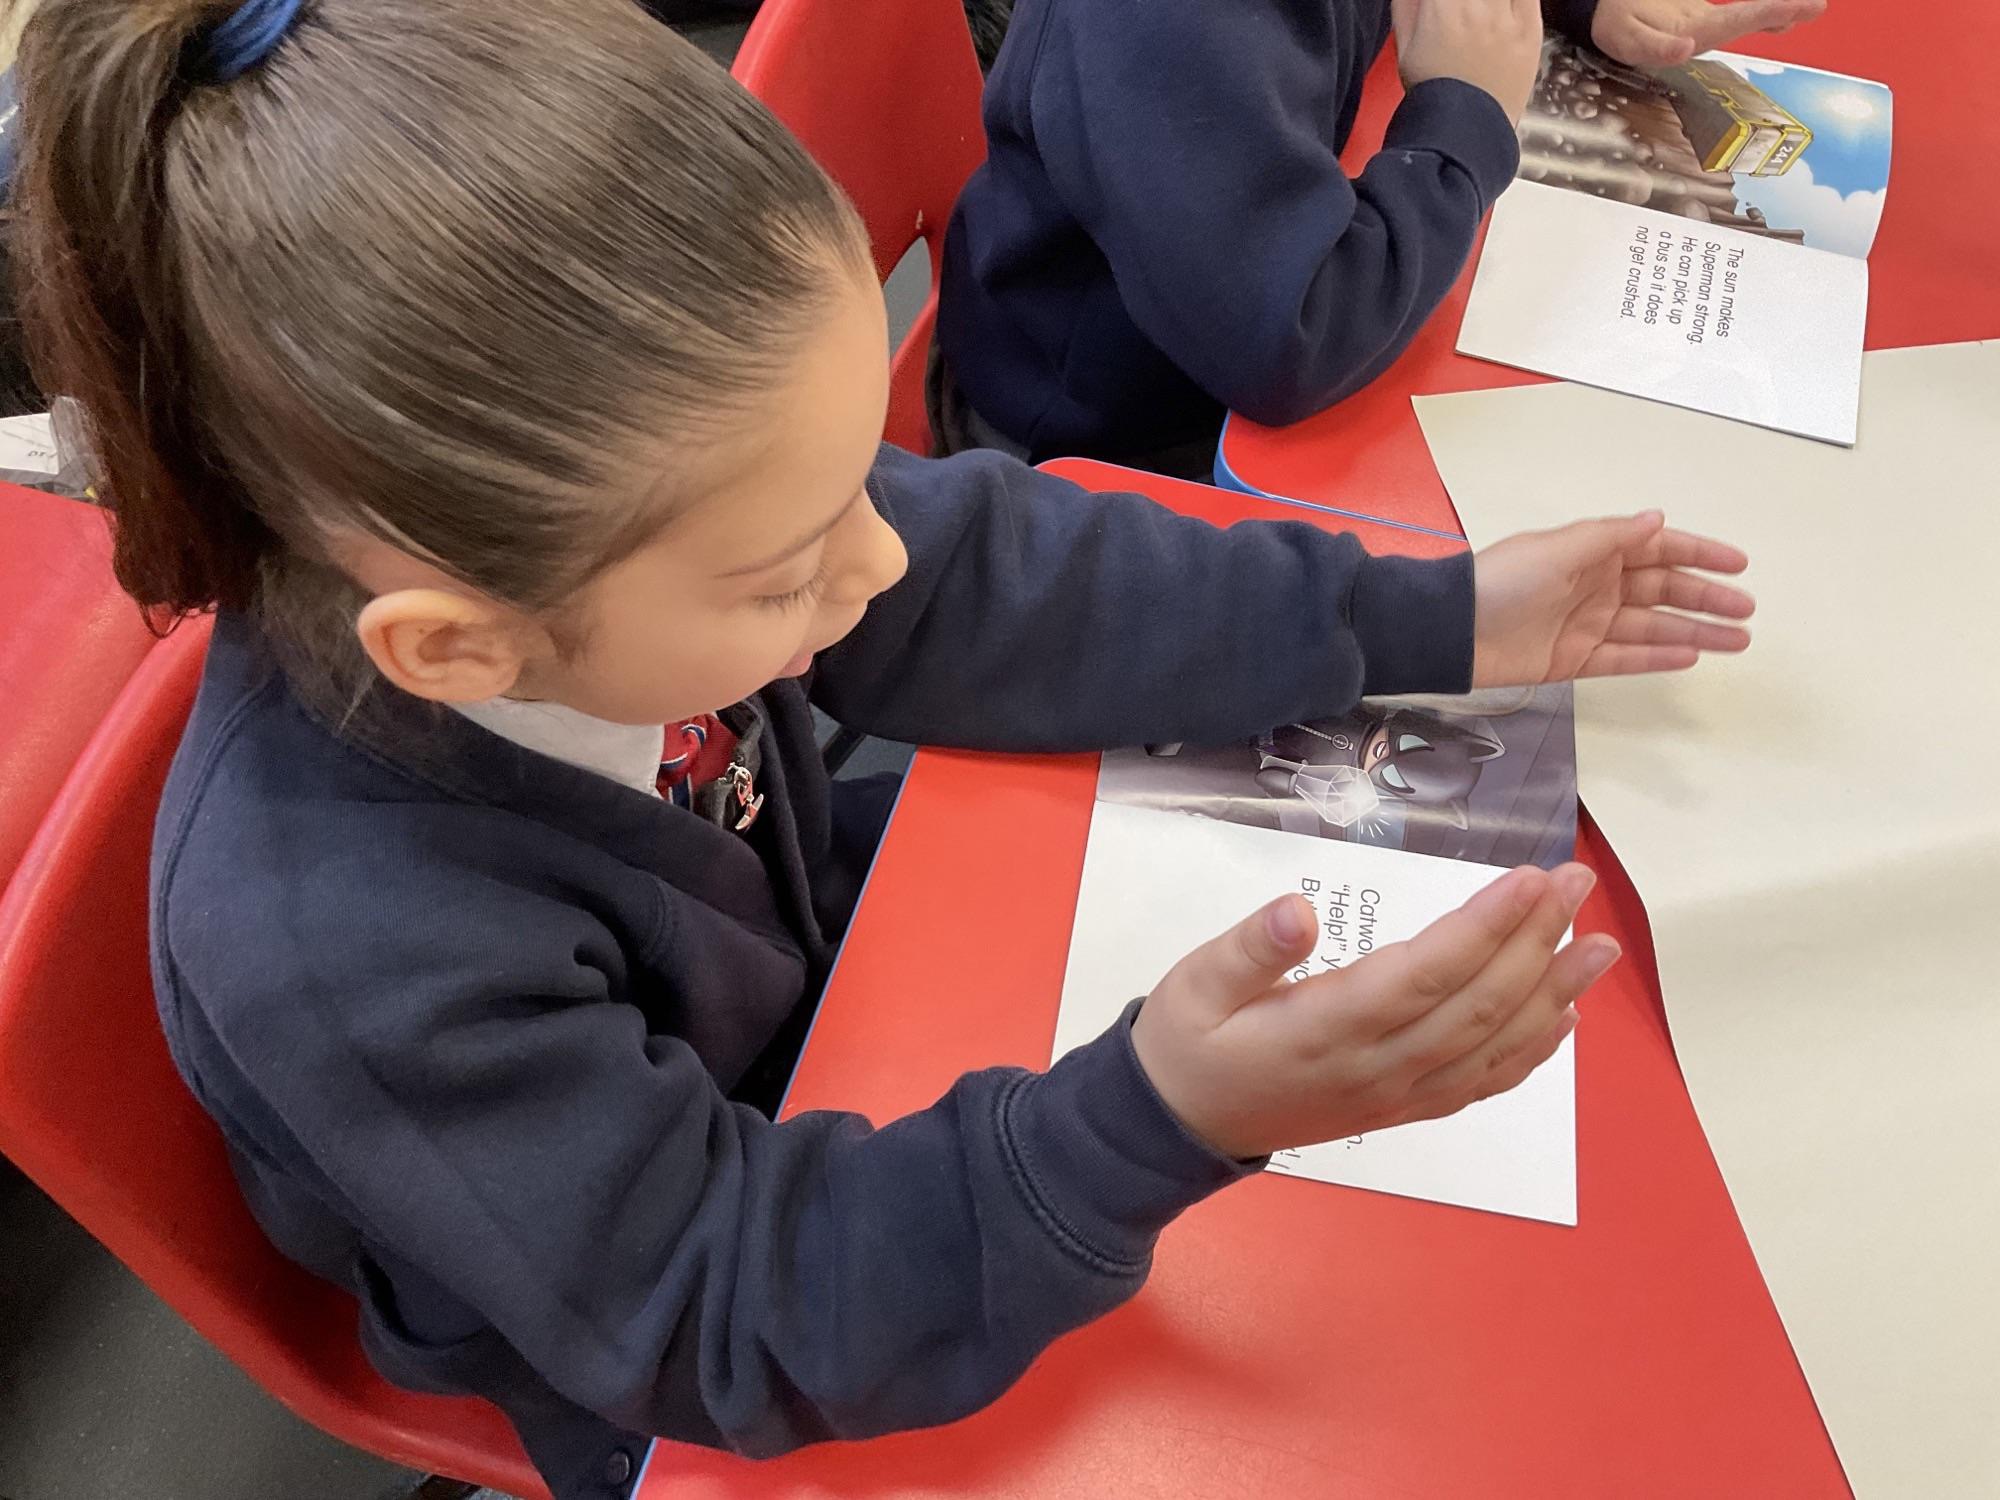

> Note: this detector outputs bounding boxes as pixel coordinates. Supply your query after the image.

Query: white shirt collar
[451,697,662,798]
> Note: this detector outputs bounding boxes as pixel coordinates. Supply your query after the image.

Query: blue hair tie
[190,0,307,85]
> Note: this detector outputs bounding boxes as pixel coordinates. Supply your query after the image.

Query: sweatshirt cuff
[1543,0,1601,46]
[1351,549,1476,697]
[1386,77,1522,206]
[1002,1001,1257,1273]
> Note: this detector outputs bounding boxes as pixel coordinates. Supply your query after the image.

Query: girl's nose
[829,500,907,606]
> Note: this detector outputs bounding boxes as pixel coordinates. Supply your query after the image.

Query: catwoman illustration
[1131,686,1574,869]
[1250,707,1505,854]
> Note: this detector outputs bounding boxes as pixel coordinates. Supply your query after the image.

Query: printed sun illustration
[1820,88,1879,123]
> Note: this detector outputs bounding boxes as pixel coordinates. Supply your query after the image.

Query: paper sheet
[0,412,59,475]
[1056,802,1577,1226]
[1461,182,1868,443]
[1458,45,1891,445]
[1414,342,2000,1498]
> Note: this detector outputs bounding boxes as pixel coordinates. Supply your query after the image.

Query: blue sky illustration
[1712,54,1893,257]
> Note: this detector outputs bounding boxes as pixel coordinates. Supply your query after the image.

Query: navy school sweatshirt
[151,446,1473,1500]
[937,0,1602,467]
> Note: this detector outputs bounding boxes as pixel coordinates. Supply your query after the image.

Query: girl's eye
[754,566,829,613]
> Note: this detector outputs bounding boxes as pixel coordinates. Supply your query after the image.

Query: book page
[0,412,58,476]
[1460,45,1891,444]
[1056,688,1581,1225]
[1413,343,2000,1498]
[1100,687,1578,869]
[1460,182,1867,442]
[1519,45,1892,259]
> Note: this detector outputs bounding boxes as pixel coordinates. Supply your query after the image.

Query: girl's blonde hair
[14,0,869,682]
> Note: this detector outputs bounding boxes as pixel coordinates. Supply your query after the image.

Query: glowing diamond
[1290,764,1379,828]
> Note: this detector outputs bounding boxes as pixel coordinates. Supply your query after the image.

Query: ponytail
[12,0,870,657]
[17,0,276,614]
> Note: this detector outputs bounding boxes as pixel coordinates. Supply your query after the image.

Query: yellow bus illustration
[1664,59,1813,177]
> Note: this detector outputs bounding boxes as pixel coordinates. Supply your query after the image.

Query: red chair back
[0,486,156,889]
[733,0,987,455]
[0,620,550,1500]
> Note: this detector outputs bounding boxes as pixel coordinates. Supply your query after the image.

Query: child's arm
[1021,0,1538,427]
[811,445,1472,751]
[814,451,1751,749]
[166,847,1251,1455]
[167,794,1605,1457]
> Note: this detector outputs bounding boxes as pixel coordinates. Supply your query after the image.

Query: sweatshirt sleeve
[1025,2,1520,427]
[165,846,1252,1457]
[810,446,1475,751]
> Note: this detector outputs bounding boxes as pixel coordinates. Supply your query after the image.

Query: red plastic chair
[0,619,552,1500]
[733,0,986,456]
[0,485,157,890]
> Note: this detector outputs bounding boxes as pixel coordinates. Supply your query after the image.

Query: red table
[1218,6,2000,527]
[638,468,1845,1499]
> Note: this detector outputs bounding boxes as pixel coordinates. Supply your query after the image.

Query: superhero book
[1052,686,1583,1225]
[1459,47,1892,444]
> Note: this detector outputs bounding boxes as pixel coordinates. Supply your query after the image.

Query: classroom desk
[1217,5,2000,526]
[637,468,1846,1500]
[632,17,1994,1494]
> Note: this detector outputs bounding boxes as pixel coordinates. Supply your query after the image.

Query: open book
[1054,686,1583,1225]
[1458,44,1892,444]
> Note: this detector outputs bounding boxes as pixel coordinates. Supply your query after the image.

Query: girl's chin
[776,647,817,678]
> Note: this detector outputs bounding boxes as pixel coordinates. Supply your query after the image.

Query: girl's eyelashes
[754,565,830,613]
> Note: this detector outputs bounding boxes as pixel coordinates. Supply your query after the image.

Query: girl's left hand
[1471,512,1754,687]
[1591,0,1828,70]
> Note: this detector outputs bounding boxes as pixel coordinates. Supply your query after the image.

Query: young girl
[12,2,1753,1496]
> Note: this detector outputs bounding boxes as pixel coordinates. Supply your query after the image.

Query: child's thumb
[1161,894,1318,1021]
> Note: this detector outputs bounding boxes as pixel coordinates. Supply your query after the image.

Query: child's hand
[1591,0,1828,70]
[1132,866,1613,1160]
[1471,512,1752,688]
[1392,0,1547,125]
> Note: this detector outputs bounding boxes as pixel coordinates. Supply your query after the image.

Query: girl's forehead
[636,276,890,576]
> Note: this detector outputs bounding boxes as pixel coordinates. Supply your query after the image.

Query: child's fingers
[1157,893,1318,1023]
[1473,1004,1580,1106]
[1396,1008,1580,1128]
[1379,864,1592,1064]
[1455,1003,1580,1115]
[1335,866,1551,1034]
[1604,606,1752,653]
[1576,642,1702,678]
[1642,527,1750,575]
[1609,15,1697,67]
[1693,0,1819,47]
[1622,567,1756,619]
[1570,513,1667,562]
[1402,936,1615,1110]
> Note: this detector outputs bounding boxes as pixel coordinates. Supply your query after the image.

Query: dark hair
[12,0,868,677]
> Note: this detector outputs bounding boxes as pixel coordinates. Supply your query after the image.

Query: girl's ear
[355,589,547,704]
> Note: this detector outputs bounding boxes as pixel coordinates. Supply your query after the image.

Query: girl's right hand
[1131,865,1618,1161]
